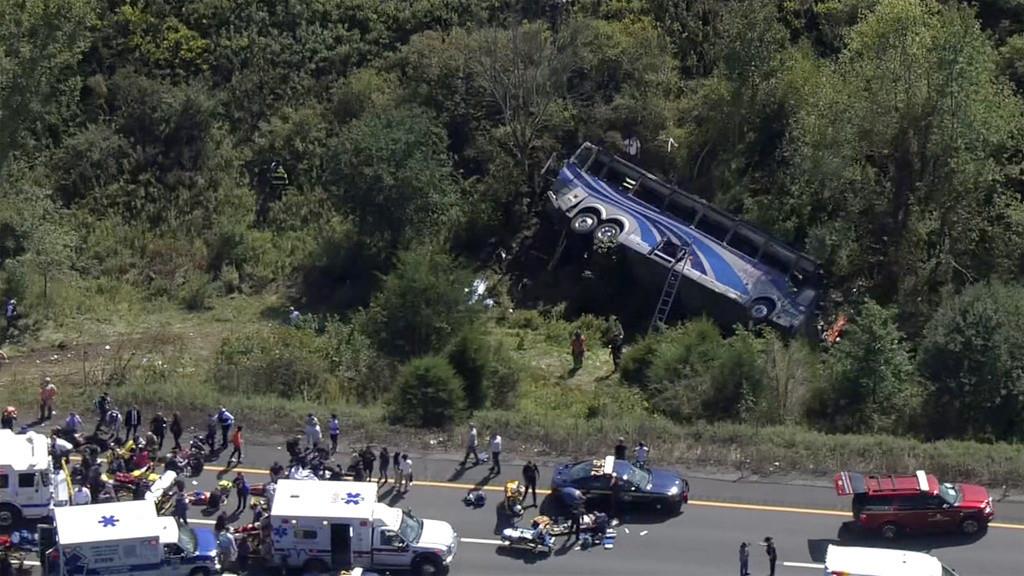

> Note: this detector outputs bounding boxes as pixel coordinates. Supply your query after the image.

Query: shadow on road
[807,522,988,561]
[494,544,551,564]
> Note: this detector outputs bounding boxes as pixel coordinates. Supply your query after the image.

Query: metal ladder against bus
[649,253,687,333]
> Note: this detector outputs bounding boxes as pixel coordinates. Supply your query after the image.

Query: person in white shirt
[73,485,91,506]
[488,433,502,475]
[634,441,650,469]
[460,424,480,467]
[305,414,322,449]
[399,455,413,493]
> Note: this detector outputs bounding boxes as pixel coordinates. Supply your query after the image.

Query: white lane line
[188,518,216,525]
[17,560,41,566]
[460,537,505,545]
[784,561,825,569]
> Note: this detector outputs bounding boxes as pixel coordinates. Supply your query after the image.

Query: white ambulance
[0,429,69,527]
[265,480,457,575]
[824,545,961,576]
[45,500,220,576]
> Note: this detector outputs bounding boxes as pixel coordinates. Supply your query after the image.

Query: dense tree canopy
[6,0,1024,440]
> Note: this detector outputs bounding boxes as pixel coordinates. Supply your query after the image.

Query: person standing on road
[460,423,480,467]
[328,414,340,455]
[174,492,189,525]
[170,412,183,450]
[150,412,168,451]
[1,407,15,431]
[95,392,111,422]
[633,441,649,469]
[125,405,141,441]
[392,449,401,478]
[360,446,376,476]
[561,487,586,540]
[39,377,57,421]
[304,413,321,450]
[522,460,539,507]
[739,541,750,576]
[570,330,586,370]
[227,425,244,465]
[614,437,627,460]
[64,411,83,434]
[73,484,91,506]
[233,472,250,514]
[217,407,234,449]
[378,447,390,484]
[761,537,777,576]
[488,432,502,475]
[399,454,413,493]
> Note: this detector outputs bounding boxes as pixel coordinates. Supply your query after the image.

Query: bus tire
[413,554,446,576]
[570,212,599,234]
[187,568,211,576]
[302,559,329,574]
[593,221,623,243]
[0,504,21,528]
[748,298,776,321]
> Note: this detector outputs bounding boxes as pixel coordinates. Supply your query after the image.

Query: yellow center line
[71,458,1024,531]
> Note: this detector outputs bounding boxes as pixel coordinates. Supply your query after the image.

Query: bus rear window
[695,213,731,242]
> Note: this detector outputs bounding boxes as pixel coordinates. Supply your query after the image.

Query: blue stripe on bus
[564,170,661,247]
[568,166,750,297]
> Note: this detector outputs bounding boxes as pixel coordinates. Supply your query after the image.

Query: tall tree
[0,0,97,172]
[784,0,1024,325]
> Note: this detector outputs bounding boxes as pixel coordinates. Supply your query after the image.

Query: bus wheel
[748,298,776,321]
[570,212,599,234]
[0,504,20,528]
[593,221,623,243]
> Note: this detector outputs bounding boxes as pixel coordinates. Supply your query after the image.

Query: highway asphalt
[16,441,1024,575]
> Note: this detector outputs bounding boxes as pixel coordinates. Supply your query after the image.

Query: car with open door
[834,470,994,540]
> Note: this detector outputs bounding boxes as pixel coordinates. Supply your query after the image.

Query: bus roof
[824,545,943,576]
[271,480,379,520]
[54,500,161,545]
[0,429,51,471]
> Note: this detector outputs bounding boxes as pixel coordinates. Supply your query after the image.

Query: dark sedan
[551,456,689,515]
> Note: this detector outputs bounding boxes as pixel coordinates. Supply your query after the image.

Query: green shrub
[366,246,477,359]
[390,355,466,428]
[214,326,339,402]
[178,271,214,311]
[446,325,490,410]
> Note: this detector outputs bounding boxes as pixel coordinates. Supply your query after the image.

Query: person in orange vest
[39,377,57,421]
[570,330,586,370]
[228,424,244,466]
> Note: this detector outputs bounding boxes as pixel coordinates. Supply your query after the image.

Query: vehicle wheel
[960,518,982,535]
[593,221,623,243]
[748,298,776,321]
[669,498,684,516]
[187,568,211,576]
[570,212,599,235]
[302,559,330,574]
[880,522,900,540]
[0,504,21,528]
[413,554,446,576]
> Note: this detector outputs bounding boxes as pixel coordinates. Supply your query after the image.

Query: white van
[0,429,69,527]
[265,480,457,575]
[46,500,220,576]
[824,545,960,576]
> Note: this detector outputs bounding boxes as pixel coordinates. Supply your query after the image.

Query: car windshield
[568,462,595,481]
[939,483,959,506]
[177,523,197,555]
[616,462,652,488]
[398,510,423,544]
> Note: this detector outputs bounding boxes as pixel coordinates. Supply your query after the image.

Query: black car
[551,456,689,514]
